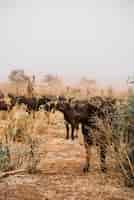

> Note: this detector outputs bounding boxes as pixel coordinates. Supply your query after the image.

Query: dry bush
[0,137,41,173]
[0,143,10,171]
[0,105,43,174]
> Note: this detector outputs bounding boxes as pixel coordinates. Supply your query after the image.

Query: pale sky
[0,0,134,86]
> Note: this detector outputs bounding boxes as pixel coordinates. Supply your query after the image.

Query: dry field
[0,109,133,200]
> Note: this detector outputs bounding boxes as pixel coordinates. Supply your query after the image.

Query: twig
[125,150,134,177]
[0,169,26,179]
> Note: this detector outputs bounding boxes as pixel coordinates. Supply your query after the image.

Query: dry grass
[0,83,133,199]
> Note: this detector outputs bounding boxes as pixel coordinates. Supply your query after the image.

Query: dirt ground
[0,113,134,200]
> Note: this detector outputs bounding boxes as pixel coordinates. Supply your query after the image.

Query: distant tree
[127,75,134,96]
[127,75,134,119]
[127,75,134,85]
[8,69,29,84]
[107,85,114,97]
[43,74,63,86]
[8,69,29,95]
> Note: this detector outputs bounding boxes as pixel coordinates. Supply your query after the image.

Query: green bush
[128,94,134,119]
[0,143,10,172]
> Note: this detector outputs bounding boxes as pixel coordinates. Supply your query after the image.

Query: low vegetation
[0,78,133,200]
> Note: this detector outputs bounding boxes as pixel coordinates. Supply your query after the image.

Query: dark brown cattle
[0,101,11,111]
[56,96,118,173]
[8,93,57,114]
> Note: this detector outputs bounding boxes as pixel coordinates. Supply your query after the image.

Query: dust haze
[0,0,133,87]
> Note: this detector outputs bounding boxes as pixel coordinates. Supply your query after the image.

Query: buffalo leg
[75,124,79,138]
[71,125,75,140]
[65,122,69,139]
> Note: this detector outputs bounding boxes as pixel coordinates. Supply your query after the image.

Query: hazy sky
[0,0,134,86]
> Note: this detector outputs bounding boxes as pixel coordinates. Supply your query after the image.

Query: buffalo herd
[0,92,134,186]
